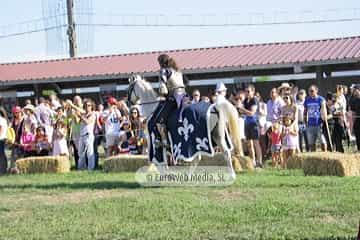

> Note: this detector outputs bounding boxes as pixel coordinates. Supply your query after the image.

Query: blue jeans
[93,134,104,169]
[306,125,326,149]
[78,134,95,170]
[0,140,7,174]
[298,123,309,152]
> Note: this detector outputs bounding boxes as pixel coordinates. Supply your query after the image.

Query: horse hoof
[230,171,236,181]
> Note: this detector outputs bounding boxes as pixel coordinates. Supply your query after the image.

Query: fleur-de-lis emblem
[196,138,209,151]
[173,142,182,159]
[178,118,194,142]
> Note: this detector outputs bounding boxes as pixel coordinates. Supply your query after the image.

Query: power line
[0,13,66,29]
[1,12,360,39]
[76,17,360,27]
[0,25,66,39]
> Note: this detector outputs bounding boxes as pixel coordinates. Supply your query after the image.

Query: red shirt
[270,130,281,145]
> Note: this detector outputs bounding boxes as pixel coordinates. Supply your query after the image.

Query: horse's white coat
[128,76,243,179]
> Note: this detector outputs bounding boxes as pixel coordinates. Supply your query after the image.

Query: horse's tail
[215,99,243,156]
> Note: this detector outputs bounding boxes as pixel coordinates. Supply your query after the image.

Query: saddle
[148,101,214,164]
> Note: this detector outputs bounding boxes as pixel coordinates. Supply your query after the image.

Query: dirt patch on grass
[321,214,336,223]
[36,189,137,205]
[212,190,257,202]
[1,190,138,207]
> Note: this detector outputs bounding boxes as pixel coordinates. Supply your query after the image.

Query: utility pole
[66,0,77,57]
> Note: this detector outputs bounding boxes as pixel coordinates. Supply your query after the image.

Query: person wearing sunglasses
[304,85,328,152]
[129,106,146,154]
[281,95,298,123]
[78,100,96,170]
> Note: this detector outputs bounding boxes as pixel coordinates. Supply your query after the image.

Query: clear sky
[0,0,359,63]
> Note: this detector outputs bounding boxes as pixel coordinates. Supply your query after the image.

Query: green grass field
[0,169,359,240]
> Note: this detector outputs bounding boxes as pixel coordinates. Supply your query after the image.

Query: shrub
[299,152,360,176]
[16,156,70,174]
[103,154,149,172]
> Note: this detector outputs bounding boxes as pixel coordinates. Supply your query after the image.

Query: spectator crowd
[0,95,147,173]
[0,81,360,174]
[226,82,360,169]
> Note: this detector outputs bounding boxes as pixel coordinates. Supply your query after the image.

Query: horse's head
[127,74,159,118]
[127,74,143,105]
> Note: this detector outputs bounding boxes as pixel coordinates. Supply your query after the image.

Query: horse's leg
[216,110,236,180]
[189,155,201,177]
[209,113,222,152]
[156,123,170,169]
[224,148,235,180]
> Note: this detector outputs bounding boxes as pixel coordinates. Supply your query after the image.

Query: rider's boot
[156,123,168,148]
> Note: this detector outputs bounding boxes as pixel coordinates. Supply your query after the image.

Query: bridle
[127,81,138,105]
[127,79,160,107]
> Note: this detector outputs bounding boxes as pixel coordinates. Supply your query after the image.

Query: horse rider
[153,54,187,146]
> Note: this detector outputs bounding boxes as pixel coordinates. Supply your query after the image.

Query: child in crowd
[270,121,282,168]
[118,121,134,154]
[281,116,298,169]
[20,122,35,157]
[52,120,69,156]
[32,126,51,156]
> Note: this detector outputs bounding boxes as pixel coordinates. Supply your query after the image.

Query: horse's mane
[137,78,158,100]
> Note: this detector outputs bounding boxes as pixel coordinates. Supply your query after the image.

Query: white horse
[127,75,243,178]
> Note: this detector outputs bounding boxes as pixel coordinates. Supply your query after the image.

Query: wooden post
[66,0,77,58]
[315,67,323,90]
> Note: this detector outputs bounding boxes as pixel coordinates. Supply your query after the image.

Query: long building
[1,35,360,110]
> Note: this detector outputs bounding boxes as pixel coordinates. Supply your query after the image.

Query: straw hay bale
[236,155,255,171]
[16,156,70,174]
[287,154,304,169]
[103,153,254,173]
[103,154,149,172]
[199,153,254,172]
[300,152,360,176]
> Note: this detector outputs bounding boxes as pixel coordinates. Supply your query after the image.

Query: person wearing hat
[102,97,122,157]
[22,104,38,134]
[350,84,360,151]
[215,82,227,98]
[278,82,293,97]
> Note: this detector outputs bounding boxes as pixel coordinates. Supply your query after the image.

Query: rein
[136,100,161,106]
[127,80,161,119]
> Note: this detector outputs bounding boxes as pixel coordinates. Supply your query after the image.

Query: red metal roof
[1,36,360,83]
